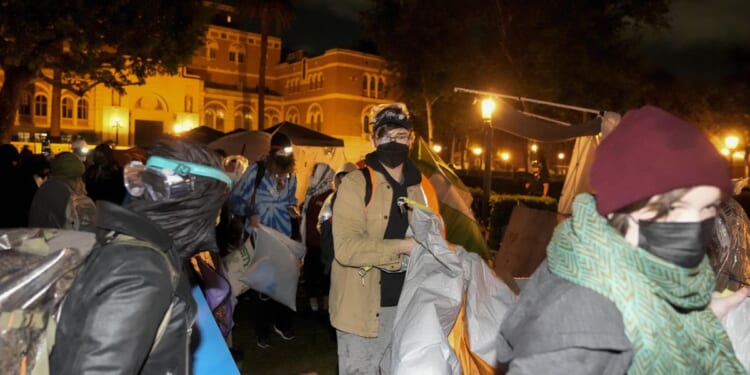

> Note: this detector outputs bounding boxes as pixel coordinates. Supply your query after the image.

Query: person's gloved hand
[711,287,750,319]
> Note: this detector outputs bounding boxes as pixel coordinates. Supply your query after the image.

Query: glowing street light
[530,143,538,153]
[432,144,443,153]
[725,135,740,150]
[500,151,510,161]
[471,146,483,156]
[558,152,565,160]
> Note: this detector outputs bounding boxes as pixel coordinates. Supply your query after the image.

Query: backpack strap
[249,160,266,214]
[360,166,376,210]
[108,234,178,355]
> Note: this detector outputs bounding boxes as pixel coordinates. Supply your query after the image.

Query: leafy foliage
[0,0,213,140]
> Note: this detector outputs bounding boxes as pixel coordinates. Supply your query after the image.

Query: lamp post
[112,121,123,146]
[480,98,496,227]
[726,135,740,177]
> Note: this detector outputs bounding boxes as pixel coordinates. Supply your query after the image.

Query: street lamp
[480,98,496,227]
[725,135,740,177]
[432,144,443,153]
[111,121,123,146]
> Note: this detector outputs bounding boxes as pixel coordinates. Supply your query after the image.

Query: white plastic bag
[222,238,255,298]
[722,298,750,372]
[239,225,306,311]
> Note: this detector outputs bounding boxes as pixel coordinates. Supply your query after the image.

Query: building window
[362,74,369,96]
[229,51,236,62]
[369,76,376,98]
[34,95,48,117]
[238,53,245,63]
[307,105,323,130]
[205,106,225,131]
[18,94,31,116]
[77,99,89,120]
[234,109,253,129]
[206,40,218,60]
[378,77,386,99]
[215,110,224,131]
[363,115,370,134]
[319,74,324,89]
[62,98,73,118]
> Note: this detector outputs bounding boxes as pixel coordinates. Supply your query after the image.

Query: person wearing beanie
[497,106,747,374]
[229,131,299,348]
[329,103,441,373]
[29,151,96,231]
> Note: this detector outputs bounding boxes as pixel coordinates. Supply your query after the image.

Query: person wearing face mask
[329,103,440,374]
[229,131,299,349]
[49,139,232,374]
[497,106,748,374]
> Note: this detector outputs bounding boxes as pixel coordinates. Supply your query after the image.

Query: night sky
[280,0,749,84]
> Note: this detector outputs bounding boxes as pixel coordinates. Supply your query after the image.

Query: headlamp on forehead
[124,156,233,200]
[273,145,294,157]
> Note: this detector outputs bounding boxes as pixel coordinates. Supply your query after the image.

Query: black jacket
[50,201,196,375]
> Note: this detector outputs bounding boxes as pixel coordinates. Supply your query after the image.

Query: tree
[0,0,213,142]
[238,0,294,130]
[364,0,673,144]
[364,0,487,145]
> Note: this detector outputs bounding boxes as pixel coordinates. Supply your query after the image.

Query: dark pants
[304,245,327,299]
[251,291,292,340]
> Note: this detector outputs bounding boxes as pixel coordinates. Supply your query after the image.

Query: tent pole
[454,87,600,115]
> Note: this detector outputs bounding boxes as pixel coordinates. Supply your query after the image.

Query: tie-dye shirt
[229,161,298,236]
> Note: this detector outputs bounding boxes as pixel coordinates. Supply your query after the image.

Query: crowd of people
[2,103,750,374]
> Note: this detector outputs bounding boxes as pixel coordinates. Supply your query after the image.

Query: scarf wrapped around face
[547,194,744,374]
[300,163,334,244]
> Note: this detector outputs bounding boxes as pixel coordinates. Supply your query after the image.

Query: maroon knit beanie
[590,105,731,216]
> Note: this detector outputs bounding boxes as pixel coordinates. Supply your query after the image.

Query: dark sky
[281,0,750,83]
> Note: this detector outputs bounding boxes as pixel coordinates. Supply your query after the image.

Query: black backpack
[319,168,372,271]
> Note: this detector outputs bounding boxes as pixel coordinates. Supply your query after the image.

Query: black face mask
[637,217,715,268]
[273,154,294,170]
[375,142,409,168]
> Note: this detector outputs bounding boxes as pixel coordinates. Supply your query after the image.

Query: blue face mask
[638,218,715,268]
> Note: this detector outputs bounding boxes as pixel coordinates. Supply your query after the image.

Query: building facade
[3,23,396,147]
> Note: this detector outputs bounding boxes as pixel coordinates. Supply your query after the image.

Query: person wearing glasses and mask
[329,103,439,374]
[497,106,748,374]
[50,139,232,374]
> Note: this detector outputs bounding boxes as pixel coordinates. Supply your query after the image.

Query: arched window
[204,110,214,127]
[378,77,386,99]
[233,107,253,129]
[77,99,89,119]
[319,74,324,89]
[18,93,31,116]
[369,76,376,98]
[34,95,48,117]
[62,98,73,118]
[205,104,226,131]
[215,110,225,131]
[362,74,369,96]
[286,106,300,123]
[363,115,370,134]
[307,104,323,130]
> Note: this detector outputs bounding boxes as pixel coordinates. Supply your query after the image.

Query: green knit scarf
[547,194,744,374]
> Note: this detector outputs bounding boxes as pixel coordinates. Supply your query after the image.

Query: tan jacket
[329,167,432,337]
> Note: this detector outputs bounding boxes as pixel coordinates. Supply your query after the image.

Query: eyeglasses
[377,133,411,145]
